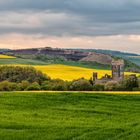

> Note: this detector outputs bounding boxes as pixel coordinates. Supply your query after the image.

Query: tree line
[0,66,140,91]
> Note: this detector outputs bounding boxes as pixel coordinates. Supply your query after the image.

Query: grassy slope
[0,58,48,65]
[0,57,110,70]
[0,92,140,140]
[127,57,140,66]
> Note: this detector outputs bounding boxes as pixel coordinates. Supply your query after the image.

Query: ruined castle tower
[111,59,124,80]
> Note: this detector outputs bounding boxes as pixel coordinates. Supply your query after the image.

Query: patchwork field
[35,64,139,81]
[0,55,139,81]
[0,92,140,140]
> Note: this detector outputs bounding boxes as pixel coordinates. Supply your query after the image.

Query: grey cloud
[0,0,140,36]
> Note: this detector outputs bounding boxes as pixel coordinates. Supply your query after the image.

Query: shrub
[41,81,52,90]
[105,81,120,91]
[51,79,69,91]
[41,79,69,91]
[0,81,17,91]
[18,80,30,91]
[69,78,93,91]
[138,77,140,88]
[93,84,105,91]
[26,82,41,91]
[122,76,138,91]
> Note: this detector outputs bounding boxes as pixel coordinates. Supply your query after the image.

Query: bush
[0,81,17,91]
[26,82,41,91]
[138,77,140,88]
[122,76,138,91]
[51,79,68,91]
[18,80,30,91]
[41,79,69,91]
[41,81,52,90]
[93,84,105,91]
[105,81,120,91]
[69,78,93,91]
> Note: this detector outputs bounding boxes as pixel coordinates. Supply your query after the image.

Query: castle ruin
[111,59,124,80]
[93,59,125,84]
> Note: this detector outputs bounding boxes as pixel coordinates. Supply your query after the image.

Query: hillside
[80,52,112,64]
[0,58,48,65]
[3,47,140,72]
[75,48,140,67]
[0,92,140,140]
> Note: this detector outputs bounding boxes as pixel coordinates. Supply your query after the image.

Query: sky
[0,0,140,54]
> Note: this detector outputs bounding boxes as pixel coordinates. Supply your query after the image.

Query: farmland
[0,91,140,140]
[35,64,139,81]
[0,54,16,59]
[0,54,139,81]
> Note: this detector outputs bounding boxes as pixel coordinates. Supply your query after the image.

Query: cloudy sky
[0,0,140,53]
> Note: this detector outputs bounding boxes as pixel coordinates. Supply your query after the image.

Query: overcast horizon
[0,0,140,54]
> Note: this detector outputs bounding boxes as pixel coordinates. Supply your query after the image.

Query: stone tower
[93,72,98,81]
[111,59,124,80]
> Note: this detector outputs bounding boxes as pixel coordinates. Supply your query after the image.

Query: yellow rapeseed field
[1,64,139,81]
[0,54,16,59]
[34,64,139,81]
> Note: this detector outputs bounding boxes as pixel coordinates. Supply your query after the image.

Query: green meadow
[0,58,48,65]
[0,92,140,140]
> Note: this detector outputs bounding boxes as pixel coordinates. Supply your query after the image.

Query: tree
[93,84,105,91]
[26,82,41,90]
[105,81,120,91]
[122,76,138,91]
[18,80,30,91]
[0,81,17,91]
[69,78,93,91]
[0,66,50,84]
[41,79,69,91]
[51,79,69,91]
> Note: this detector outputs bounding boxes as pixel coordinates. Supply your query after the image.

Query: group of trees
[0,66,140,91]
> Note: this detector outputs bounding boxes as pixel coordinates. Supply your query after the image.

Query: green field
[0,58,48,65]
[0,92,140,140]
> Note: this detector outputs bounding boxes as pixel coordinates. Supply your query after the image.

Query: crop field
[0,54,16,59]
[0,91,140,140]
[35,64,139,81]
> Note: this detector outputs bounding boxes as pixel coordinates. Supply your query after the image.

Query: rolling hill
[80,52,112,64]
[4,47,140,72]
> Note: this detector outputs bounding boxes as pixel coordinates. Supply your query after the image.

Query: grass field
[0,91,140,140]
[0,54,15,59]
[35,64,139,81]
[0,58,48,65]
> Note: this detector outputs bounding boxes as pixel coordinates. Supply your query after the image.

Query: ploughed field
[0,92,140,140]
